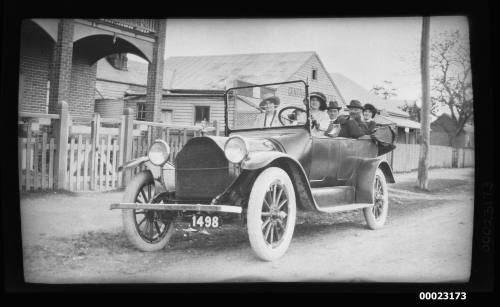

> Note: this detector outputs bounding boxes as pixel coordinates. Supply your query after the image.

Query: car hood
[204,135,279,154]
[204,126,311,159]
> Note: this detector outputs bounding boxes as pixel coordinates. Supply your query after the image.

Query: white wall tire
[363,168,389,229]
[247,167,296,261]
[122,171,176,252]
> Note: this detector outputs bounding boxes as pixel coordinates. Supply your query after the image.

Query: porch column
[48,19,74,114]
[145,19,167,122]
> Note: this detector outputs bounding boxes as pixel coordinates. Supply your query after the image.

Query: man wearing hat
[323,100,342,136]
[363,103,378,134]
[337,100,368,138]
[254,93,281,128]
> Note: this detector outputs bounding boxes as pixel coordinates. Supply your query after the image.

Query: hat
[363,103,378,118]
[309,92,327,111]
[347,100,364,110]
[259,93,281,109]
[326,100,342,110]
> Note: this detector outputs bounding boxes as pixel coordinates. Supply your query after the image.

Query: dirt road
[21,168,474,283]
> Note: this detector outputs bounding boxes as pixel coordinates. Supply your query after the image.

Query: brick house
[329,72,421,144]
[95,51,345,131]
[18,19,167,123]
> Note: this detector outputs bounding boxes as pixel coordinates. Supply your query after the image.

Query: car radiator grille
[175,138,235,200]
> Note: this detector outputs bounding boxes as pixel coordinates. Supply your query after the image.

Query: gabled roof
[97,51,317,90]
[329,73,408,117]
[431,113,474,133]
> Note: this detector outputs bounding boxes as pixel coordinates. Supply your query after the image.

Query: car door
[309,134,339,186]
[337,136,378,181]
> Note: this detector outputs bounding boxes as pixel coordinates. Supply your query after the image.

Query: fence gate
[19,104,219,192]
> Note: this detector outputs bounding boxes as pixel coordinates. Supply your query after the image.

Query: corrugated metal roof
[97,51,316,91]
[329,73,408,117]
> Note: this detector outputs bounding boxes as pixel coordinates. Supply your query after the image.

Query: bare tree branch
[430,30,473,142]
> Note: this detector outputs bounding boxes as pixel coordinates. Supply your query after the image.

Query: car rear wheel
[247,167,296,261]
[122,171,176,252]
[363,168,389,229]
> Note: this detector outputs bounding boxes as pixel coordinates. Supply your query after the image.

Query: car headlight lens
[148,140,170,166]
[224,136,248,164]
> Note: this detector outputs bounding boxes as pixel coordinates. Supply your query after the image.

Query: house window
[194,106,210,125]
[136,103,146,121]
[312,69,317,80]
[160,109,173,124]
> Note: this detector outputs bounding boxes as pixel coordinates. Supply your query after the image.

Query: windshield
[224,80,309,132]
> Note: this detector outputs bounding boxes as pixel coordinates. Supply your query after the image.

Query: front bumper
[109,203,242,214]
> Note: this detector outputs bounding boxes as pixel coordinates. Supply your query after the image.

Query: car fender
[118,156,149,172]
[119,157,174,193]
[241,151,318,211]
[349,158,395,204]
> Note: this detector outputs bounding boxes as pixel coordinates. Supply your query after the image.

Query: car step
[311,186,355,207]
[311,185,372,213]
[316,203,372,213]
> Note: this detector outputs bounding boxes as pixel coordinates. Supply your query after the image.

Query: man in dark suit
[338,100,368,138]
[324,100,343,137]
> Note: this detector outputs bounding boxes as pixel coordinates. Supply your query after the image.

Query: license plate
[191,214,221,228]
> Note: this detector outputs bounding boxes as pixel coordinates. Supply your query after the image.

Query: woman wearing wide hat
[254,93,281,128]
[308,91,329,130]
[363,103,378,134]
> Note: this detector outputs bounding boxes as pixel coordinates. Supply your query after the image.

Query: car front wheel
[122,171,177,251]
[247,167,297,261]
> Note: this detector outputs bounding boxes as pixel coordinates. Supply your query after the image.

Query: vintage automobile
[110,80,396,261]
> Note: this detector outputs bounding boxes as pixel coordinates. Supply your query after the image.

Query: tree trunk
[418,17,431,190]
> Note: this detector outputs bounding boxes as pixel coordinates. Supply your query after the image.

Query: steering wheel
[278,106,307,126]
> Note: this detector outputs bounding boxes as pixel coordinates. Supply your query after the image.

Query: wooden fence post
[122,108,134,186]
[55,101,69,189]
[90,113,101,190]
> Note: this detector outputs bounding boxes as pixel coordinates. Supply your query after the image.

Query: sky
[129,16,470,100]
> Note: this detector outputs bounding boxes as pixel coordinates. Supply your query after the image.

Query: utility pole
[418,16,431,190]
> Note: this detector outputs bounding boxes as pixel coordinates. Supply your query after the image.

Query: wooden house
[96,51,344,131]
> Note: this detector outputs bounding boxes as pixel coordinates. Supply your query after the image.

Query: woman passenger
[362,103,378,134]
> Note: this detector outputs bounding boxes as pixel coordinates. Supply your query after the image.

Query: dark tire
[363,168,389,229]
[122,171,176,252]
[247,167,296,261]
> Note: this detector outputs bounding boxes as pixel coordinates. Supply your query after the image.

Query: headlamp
[148,140,170,166]
[224,136,248,164]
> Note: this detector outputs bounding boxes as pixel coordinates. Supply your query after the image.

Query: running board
[311,185,355,208]
[110,203,242,214]
[316,203,372,213]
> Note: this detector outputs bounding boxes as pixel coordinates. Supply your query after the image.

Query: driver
[254,93,281,128]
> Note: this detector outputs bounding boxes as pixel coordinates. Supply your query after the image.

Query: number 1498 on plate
[191,215,221,228]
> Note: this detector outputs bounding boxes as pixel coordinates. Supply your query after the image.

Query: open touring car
[110,80,396,261]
